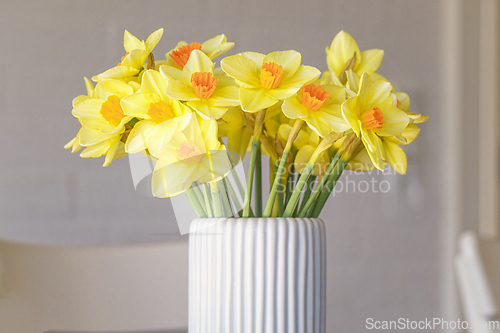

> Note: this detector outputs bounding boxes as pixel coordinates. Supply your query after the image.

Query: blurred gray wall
[0,0,484,331]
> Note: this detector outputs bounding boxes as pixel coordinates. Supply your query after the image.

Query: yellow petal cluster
[93,29,164,82]
[221,50,321,112]
[66,28,428,200]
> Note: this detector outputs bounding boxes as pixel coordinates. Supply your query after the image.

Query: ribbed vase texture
[188,218,326,333]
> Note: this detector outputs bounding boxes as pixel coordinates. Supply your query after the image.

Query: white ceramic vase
[189,217,326,333]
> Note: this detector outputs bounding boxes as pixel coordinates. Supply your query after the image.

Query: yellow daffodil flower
[381,138,407,174]
[77,126,127,166]
[69,78,138,166]
[330,137,377,172]
[163,34,234,70]
[326,31,384,81]
[120,70,192,158]
[65,77,95,153]
[151,115,231,197]
[92,28,164,82]
[218,106,252,160]
[161,50,239,120]
[72,79,135,135]
[282,82,350,137]
[294,145,326,176]
[341,73,409,170]
[292,127,326,176]
[221,50,321,112]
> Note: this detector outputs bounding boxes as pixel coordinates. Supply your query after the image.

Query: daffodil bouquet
[66,29,427,220]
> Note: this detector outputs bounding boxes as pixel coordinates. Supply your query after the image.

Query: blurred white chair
[455,232,500,333]
[0,239,189,333]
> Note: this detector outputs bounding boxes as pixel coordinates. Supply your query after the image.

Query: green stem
[242,109,266,218]
[185,186,207,218]
[202,183,214,218]
[211,182,223,218]
[285,164,295,207]
[263,119,304,217]
[298,152,342,218]
[192,184,207,216]
[243,138,259,217]
[224,177,241,217]
[231,166,246,199]
[219,181,233,217]
[254,144,262,217]
[263,148,290,217]
[311,159,348,218]
[282,161,317,217]
[306,199,319,218]
[298,175,316,215]
[277,185,284,216]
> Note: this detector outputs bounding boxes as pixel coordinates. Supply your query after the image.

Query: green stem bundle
[263,119,304,217]
[242,109,266,217]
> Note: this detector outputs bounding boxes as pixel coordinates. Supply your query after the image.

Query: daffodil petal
[240,52,265,68]
[263,50,301,80]
[103,139,122,167]
[210,86,240,106]
[202,34,225,53]
[64,136,77,150]
[368,80,393,109]
[361,127,383,156]
[375,106,409,137]
[159,64,186,84]
[239,87,278,112]
[398,123,420,144]
[146,120,182,154]
[327,31,361,76]
[123,30,145,52]
[121,49,148,68]
[142,70,167,96]
[221,55,261,88]
[306,110,350,137]
[295,145,318,175]
[266,87,301,100]
[80,139,113,158]
[98,80,134,99]
[145,28,164,53]
[364,140,386,171]
[357,73,374,108]
[383,140,407,174]
[121,93,159,117]
[152,162,194,198]
[93,66,140,82]
[282,95,308,119]
[183,49,215,77]
[357,49,384,73]
[228,127,251,159]
[188,100,227,120]
[341,97,361,135]
[207,42,235,60]
[165,81,198,101]
[396,92,410,113]
[100,120,128,135]
[279,65,321,90]
[322,84,346,105]
[84,77,94,96]
[125,120,156,153]
[72,99,103,123]
[73,95,90,107]
[346,149,375,172]
[79,126,111,146]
